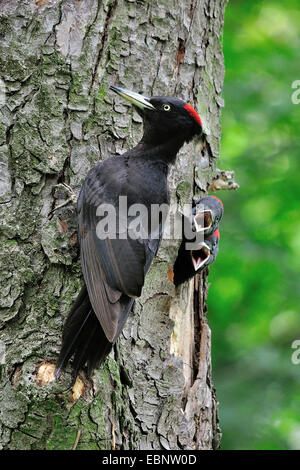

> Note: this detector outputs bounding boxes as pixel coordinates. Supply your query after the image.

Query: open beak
[193,209,212,232]
[191,242,210,271]
[110,85,155,111]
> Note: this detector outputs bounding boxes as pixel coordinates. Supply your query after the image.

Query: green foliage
[208,0,300,450]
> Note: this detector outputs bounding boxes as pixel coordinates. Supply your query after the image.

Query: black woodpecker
[56,86,203,378]
[173,196,223,286]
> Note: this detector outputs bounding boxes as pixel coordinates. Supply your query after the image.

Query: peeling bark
[0,0,226,450]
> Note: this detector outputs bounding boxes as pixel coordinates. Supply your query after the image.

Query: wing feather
[77,158,161,343]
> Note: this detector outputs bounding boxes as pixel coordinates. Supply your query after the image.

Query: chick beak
[191,242,210,271]
[193,209,212,232]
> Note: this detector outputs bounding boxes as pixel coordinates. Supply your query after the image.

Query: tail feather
[56,285,113,378]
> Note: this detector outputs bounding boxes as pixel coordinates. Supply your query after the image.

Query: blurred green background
[208,0,300,450]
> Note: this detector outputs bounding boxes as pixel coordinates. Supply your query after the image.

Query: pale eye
[163,104,171,111]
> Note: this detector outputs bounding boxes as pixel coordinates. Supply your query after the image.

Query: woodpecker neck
[137,133,187,164]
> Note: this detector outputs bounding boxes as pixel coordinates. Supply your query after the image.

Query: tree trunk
[0,0,226,450]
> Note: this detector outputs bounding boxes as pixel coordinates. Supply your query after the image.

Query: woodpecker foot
[48,183,77,218]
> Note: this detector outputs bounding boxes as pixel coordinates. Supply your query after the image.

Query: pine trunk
[0,0,226,450]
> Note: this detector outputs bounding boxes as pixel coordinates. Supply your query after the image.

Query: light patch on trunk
[169,280,194,396]
[71,376,85,403]
[35,0,48,6]
[167,266,174,283]
[36,362,56,386]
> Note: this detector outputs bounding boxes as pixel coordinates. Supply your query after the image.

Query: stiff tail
[56,285,113,378]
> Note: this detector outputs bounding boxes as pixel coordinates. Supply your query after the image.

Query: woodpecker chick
[173,196,223,286]
[192,195,223,236]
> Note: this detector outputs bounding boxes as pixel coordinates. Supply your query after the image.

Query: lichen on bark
[0,0,226,450]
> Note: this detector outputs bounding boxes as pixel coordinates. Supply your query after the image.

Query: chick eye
[163,104,171,111]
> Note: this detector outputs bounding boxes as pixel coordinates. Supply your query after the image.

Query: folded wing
[77,161,161,342]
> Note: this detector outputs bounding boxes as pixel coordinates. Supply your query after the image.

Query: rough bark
[0,0,226,450]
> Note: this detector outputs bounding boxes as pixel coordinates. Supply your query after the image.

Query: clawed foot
[48,183,77,219]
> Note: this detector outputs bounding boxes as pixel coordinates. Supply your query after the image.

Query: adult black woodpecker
[173,196,223,286]
[56,86,203,378]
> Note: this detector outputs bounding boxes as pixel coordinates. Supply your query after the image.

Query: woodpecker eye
[163,104,171,112]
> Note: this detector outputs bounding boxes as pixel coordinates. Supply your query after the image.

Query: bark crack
[89,0,119,95]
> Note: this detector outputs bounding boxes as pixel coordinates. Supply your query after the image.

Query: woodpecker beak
[110,85,155,111]
[191,242,210,271]
[193,209,212,232]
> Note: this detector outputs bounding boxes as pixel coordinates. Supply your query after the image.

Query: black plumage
[56,86,202,378]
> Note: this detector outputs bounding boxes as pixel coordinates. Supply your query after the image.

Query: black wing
[77,158,160,343]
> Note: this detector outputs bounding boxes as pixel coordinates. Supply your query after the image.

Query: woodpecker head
[110,85,202,146]
[193,196,223,237]
[190,229,220,272]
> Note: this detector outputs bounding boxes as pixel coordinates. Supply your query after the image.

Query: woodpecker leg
[48,183,77,218]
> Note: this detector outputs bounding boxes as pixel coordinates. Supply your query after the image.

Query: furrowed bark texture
[0,0,226,450]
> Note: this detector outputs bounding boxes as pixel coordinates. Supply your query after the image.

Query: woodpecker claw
[54,366,61,380]
[48,183,77,219]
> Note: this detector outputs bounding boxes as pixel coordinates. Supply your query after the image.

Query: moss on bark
[0,0,226,450]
